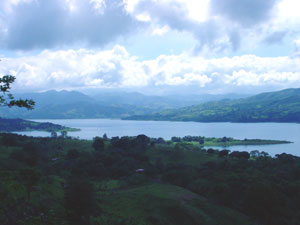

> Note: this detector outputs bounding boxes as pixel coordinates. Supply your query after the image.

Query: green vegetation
[0,75,34,109]
[100,184,254,225]
[126,88,300,123]
[170,135,291,147]
[0,117,79,132]
[1,133,300,225]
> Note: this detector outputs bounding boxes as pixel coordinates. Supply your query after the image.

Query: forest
[1,133,300,225]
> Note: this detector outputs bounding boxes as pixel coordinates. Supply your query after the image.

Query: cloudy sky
[0,0,300,95]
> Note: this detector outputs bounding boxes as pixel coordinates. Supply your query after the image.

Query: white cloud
[125,0,210,23]
[135,13,151,22]
[181,0,210,23]
[1,46,300,94]
[122,0,298,54]
[276,0,300,22]
[89,0,106,11]
[0,0,299,56]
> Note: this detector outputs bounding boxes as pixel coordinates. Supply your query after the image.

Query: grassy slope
[100,183,255,225]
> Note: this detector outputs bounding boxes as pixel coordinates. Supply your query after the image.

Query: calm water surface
[15,119,300,156]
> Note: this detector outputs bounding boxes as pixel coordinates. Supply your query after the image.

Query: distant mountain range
[91,91,249,109]
[126,88,300,123]
[0,90,248,119]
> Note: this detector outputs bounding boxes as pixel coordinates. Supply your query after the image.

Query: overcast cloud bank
[0,0,300,94]
[1,45,299,94]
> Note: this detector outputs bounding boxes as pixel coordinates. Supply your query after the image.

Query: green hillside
[0,117,78,132]
[100,184,255,225]
[1,133,299,225]
[0,90,249,119]
[126,88,300,122]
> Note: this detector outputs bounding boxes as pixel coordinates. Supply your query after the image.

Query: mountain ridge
[0,90,249,119]
[125,88,300,123]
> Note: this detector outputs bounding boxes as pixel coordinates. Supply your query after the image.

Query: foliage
[0,75,35,109]
[92,136,105,151]
[169,135,290,146]
[1,133,300,225]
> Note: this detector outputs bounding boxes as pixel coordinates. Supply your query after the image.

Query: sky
[0,0,300,95]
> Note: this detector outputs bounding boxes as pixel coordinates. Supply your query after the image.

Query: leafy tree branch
[0,75,35,109]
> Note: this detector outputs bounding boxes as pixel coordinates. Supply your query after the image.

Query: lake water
[15,119,300,156]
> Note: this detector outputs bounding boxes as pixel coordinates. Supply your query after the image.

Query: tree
[136,134,150,144]
[0,75,34,109]
[134,134,150,151]
[51,131,58,138]
[219,149,230,157]
[92,136,104,151]
[60,130,68,138]
[221,136,228,143]
[102,133,108,141]
[260,151,270,158]
[250,150,260,158]
[207,148,215,154]
[171,136,181,142]
[156,137,165,144]
[199,137,205,145]
[229,151,250,160]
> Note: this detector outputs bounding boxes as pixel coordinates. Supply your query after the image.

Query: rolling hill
[125,88,300,123]
[0,90,247,119]
[0,90,150,119]
[0,117,78,132]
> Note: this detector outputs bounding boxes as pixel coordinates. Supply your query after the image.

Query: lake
[15,119,300,156]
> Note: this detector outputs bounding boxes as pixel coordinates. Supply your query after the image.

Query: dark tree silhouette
[219,149,230,157]
[92,136,105,151]
[0,75,35,109]
[199,137,205,145]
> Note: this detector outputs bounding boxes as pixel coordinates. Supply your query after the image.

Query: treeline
[170,135,290,146]
[1,133,300,225]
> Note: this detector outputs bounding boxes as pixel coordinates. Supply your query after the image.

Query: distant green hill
[0,90,152,119]
[101,183,255,225]
[0,117,78,132]
[125,88,300,123]
[0,90,248,119]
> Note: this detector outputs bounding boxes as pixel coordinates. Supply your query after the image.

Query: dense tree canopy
[1,133,300,225]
